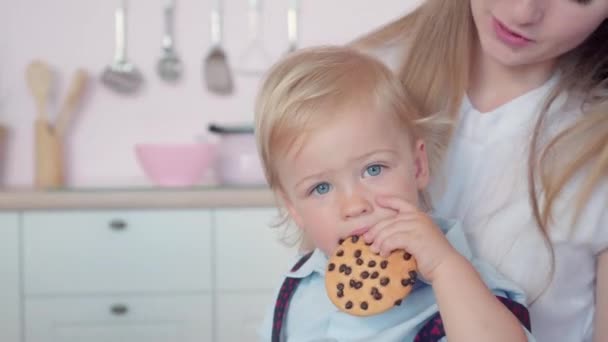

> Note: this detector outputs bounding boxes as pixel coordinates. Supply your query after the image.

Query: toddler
[254,46,533,341]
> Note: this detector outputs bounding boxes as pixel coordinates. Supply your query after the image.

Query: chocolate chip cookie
[325,235,418,316]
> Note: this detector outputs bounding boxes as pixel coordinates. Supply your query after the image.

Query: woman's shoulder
[541,92,607,252]
[551,171,608,254]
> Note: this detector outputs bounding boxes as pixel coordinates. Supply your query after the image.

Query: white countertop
[0,187,276,210]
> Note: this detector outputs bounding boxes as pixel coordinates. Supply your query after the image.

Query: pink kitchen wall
[0,0,422,188]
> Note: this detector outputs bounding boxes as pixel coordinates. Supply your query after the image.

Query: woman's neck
[468,42,557,113]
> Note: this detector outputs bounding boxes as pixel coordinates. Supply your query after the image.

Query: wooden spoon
[26,60,52,121]
[55,69,88,137]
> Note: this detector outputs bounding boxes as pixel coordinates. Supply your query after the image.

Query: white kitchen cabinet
[216,292,276,342]
[214,209,297,342]
[0,212,21,342]
[5,205,294,341]
[214,208,298,291]
[23,210,212,294]
[25,295,212,342]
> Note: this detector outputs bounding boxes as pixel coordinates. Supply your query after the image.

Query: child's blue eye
[365,164,383,177]
[312,182,331,195]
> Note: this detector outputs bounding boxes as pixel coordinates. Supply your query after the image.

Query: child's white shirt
[258,218,533,341]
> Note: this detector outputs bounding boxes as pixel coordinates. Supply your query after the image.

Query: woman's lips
[492,17,534,48]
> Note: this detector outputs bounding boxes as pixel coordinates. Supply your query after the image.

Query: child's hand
[363,196,460,283]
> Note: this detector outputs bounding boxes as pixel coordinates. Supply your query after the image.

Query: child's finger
[363,216,396,243]
[364,212,419,244]
[376,230,413,258]
[375,195,418,214]
[363,215,411,243]
[366,219,400,252]
[367,219,415,253]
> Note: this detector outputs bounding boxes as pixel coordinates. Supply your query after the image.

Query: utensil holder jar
[34,119,64,189]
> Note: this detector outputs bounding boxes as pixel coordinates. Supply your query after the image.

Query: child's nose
[340,192,373,219]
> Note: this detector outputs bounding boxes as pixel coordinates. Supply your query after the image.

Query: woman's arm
[432,254,528,342]
[593,249,608,342]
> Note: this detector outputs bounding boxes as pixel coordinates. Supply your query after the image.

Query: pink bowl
[135,143,215,187]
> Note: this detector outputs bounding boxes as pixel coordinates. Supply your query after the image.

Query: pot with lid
[208,123,267,186]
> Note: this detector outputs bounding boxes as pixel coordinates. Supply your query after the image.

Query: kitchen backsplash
[0,0,421,188]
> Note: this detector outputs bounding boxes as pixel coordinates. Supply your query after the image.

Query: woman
[354,0,608,341]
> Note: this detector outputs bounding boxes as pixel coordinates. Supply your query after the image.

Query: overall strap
[271,252,314,342]
[413,295,531,341]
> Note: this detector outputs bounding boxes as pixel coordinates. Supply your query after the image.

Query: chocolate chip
[337,290,344,298]
[360,302,368,310]
[356,258,364,265]
[361,271,370,279]
[394,299,402,306]
[345,301,353,309]
[370,287,378,295]
[371,271,379,279]
[380,260,388,269]
[403,252,412,260]
[355,281,363,289]
[368,260,376,268]
[350,279,356,288]
[345,267,352,275]
[354,250,362,258]
[337,250,344,257]
[409,270,418,281]
[380,277,390,286]
[328,263,335,271]
[351,235,359,243]
[339,264,346,273]
[337,283,344,290]
[374,292,383,300]
[401,279,411,286]
[338,238,345,245]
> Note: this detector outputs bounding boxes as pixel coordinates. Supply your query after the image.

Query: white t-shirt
[429,75,608,342]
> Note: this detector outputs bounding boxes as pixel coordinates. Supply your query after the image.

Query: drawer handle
[109,219,127,231]
[110,304,129,315]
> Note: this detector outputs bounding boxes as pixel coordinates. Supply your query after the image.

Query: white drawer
[23,210,212,294]
[216,292,275,342]
[215,208,297,290]
[25,295,212,342]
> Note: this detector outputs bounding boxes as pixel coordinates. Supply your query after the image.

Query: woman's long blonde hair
[353,0,608,272]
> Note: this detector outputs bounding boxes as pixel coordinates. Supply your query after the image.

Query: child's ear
[413,139,430,190]
[277,189,305,229]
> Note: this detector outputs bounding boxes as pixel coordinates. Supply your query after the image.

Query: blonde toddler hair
[254,45,450,212]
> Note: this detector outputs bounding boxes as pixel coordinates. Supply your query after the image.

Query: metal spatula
[287,0,299,53]
[101,0,143,94]
[203,0,233,95]
[236,0,271,76]
[157,0,182,82]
